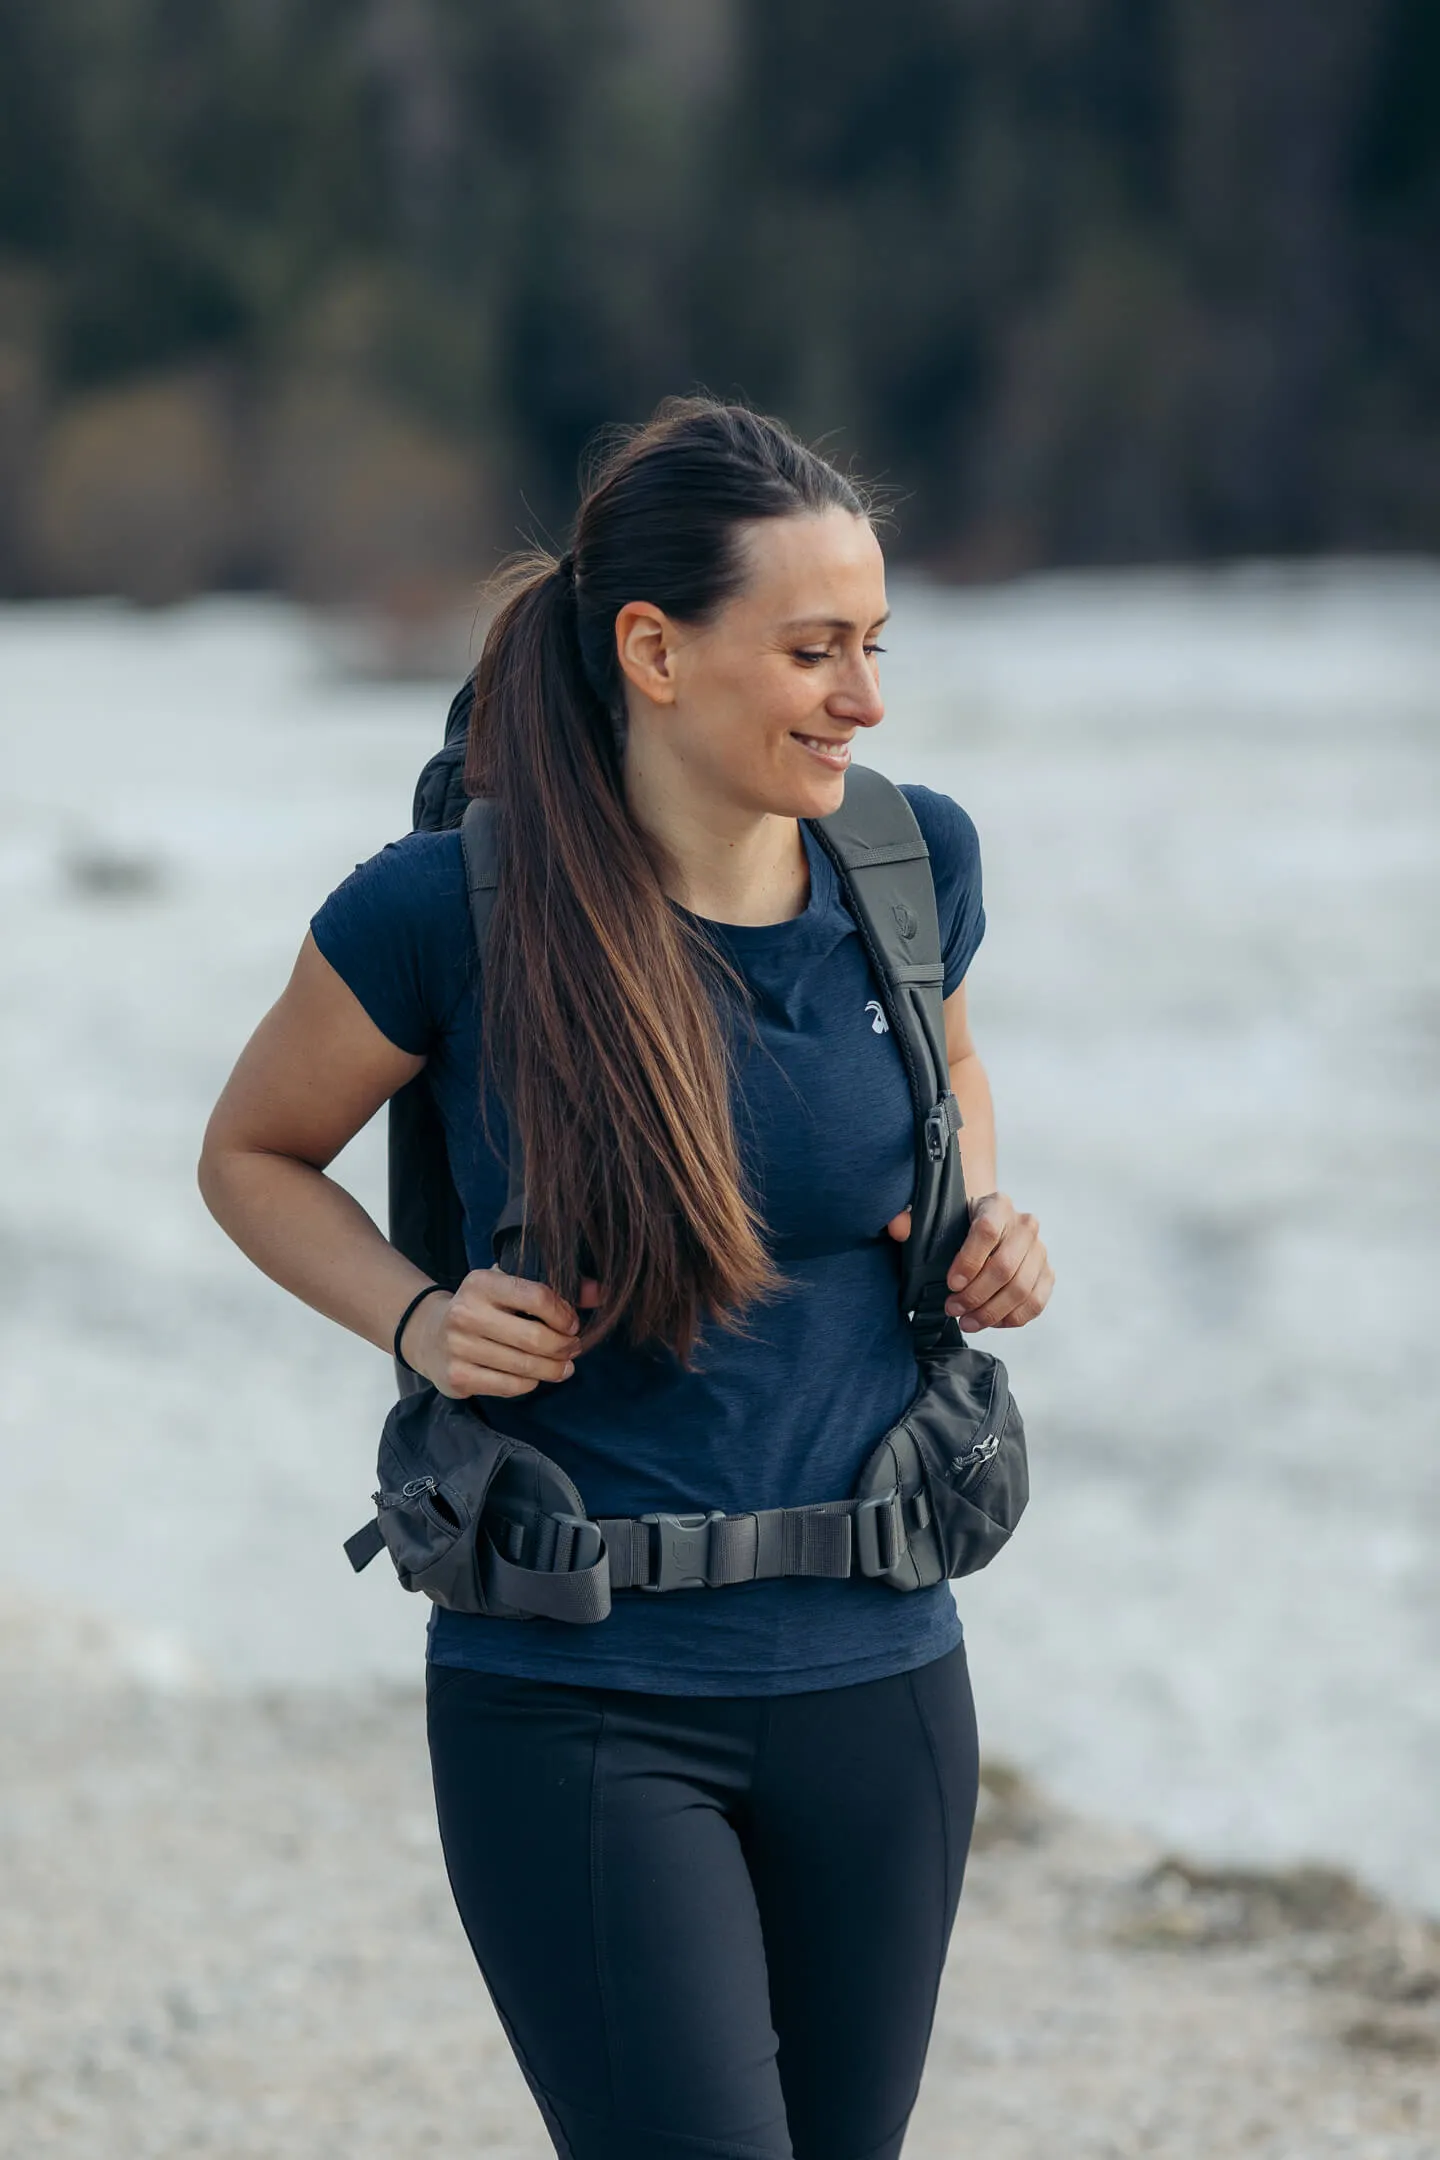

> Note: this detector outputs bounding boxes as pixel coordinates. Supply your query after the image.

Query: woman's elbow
[196,1103,272,1227]
[196,1116,240,1225]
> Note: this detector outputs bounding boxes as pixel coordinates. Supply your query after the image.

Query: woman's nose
[831,658,885,727]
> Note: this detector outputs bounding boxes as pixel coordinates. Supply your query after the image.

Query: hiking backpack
[347,682,1029,1614]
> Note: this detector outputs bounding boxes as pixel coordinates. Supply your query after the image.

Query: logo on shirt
[864,999,889,1034]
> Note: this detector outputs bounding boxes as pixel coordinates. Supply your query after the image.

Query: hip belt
[344,1337,1027,1622]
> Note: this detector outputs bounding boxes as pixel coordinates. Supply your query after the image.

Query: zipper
[948,1364,1009,1486]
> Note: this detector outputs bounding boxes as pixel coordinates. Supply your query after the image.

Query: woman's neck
[622,757,811,928]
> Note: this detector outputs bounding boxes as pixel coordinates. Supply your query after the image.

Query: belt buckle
[637,1510,725,1592]
[853,1486,906,1578]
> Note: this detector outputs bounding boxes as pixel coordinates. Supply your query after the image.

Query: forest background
[1,0,1436,608]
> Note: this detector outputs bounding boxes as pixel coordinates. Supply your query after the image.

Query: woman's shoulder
[326,824,466,900]
[896,780,981,876]
[312,826,468,943]
[309,826,471,1054]
[895,781,985,995]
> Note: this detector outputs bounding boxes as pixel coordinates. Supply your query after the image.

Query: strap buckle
[637,1510,726,1592]
[853,1486,908,1578]
[924,1092,961,1162]
[544,1512,604,1573]
[496,1511,604,1573]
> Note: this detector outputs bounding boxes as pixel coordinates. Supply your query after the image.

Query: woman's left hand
[886,1193,1052,1333]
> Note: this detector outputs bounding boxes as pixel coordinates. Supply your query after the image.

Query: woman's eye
[793,644,887,664]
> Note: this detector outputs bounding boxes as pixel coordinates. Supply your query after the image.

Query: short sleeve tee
[310,783,985,1695]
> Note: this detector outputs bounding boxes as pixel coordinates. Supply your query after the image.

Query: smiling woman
[460,409,907,1365]
[197,395,1050,2160]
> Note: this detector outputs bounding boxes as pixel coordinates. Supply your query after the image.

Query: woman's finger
[450,1297,578,1366]
[950,1213,1037,1313]
[434,1333,577,1395]
[996,1255,1055,1328]
[946,1194,1012,1291]
[466,1264,580,1338]
[986,1252,1054,1331]
[435,1360,555,1401]
[463,1339,576,1383]
[959,1240,1051,1331]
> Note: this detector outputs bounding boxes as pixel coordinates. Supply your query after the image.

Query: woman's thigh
[743,1642,980,2160]
[426,1665,795,2160]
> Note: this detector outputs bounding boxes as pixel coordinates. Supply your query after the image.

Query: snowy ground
[0,562,1436,1919]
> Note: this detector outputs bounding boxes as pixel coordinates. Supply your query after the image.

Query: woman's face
[614,506,889,824]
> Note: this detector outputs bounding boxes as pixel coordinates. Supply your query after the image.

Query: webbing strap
[481,1535,614,1623]
[352,1486,916,1619]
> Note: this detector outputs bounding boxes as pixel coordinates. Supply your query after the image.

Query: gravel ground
[1,1631,1435,2160]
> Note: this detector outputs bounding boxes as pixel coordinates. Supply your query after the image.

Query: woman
[199,397,1051,2160]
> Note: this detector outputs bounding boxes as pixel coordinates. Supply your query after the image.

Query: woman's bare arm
[884,977,1052,1331]
[940,978,997,1201]
[197,932,583,1391]
[940,978,1052,1330]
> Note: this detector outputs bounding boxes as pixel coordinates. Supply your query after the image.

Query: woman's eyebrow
[779,610,892,632]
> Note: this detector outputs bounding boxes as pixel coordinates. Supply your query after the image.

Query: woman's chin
[795,766,850,818]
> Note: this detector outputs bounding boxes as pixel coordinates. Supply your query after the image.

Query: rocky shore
[1,1646,1435,2159]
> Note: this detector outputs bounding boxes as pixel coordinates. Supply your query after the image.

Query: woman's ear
[614,601,678,708]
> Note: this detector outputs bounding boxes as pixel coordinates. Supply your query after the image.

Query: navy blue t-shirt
[310,784,984,1695]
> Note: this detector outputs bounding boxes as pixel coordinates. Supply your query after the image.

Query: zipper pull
[375,1475,438,1511]
[951,1431,1000,1474]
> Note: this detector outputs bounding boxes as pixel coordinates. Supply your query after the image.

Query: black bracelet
[393,1281,449,1374]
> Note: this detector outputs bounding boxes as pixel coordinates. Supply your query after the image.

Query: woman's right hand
[400,1267,600,1399]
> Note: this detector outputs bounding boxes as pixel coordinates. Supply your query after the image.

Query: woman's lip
[791,733,853,759]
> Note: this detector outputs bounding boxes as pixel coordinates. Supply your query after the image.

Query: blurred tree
[0,0,1433,595]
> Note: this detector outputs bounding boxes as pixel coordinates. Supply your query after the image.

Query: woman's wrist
[394,1281,451,1374]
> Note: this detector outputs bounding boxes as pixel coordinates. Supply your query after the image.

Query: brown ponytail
[465,396,873,1365]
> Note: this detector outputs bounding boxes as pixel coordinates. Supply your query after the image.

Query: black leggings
[426,1642,979,2160]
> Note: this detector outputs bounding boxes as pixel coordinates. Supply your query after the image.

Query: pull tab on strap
[344,1519,386,1573]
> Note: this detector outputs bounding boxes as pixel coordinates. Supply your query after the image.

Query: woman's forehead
[731,509,886,617]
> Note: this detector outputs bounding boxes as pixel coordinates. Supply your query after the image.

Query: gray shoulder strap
[459,799,537,1275]
[806,766,970,1349]
[460,775,970,1345]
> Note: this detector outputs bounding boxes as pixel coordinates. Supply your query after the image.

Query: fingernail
[564,1361,575,1378]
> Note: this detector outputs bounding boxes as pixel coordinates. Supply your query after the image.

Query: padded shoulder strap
[806,767,970,1351]
[459,798,542,1278]
[460,792,500,948]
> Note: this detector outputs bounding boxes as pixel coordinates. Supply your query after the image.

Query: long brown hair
[465,396,873,1364]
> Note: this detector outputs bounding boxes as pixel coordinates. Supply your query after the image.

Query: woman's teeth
[793,734,852,765]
